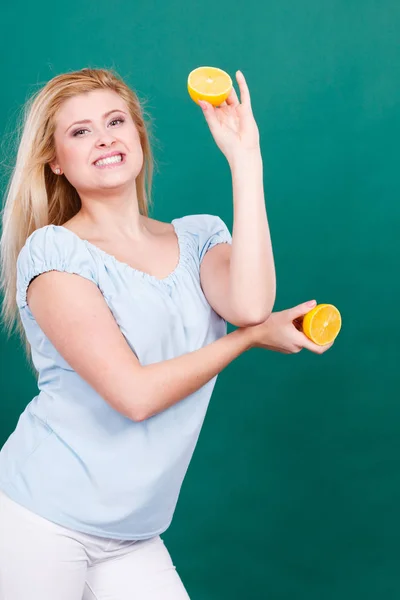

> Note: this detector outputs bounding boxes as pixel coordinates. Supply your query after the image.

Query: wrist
[228,147,263,172]
[235,325,257,350]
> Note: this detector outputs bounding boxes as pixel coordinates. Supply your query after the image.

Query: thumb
[290,299,317,321]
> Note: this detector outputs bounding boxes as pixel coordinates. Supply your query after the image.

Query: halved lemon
[302,304,342,346]
[188,66,233,106]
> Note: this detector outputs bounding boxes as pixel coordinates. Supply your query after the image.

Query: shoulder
[17,224,93,270]
[19,223,80,252]
[16,225,97,310]
[172,213,229,233]
[172,214,232,263]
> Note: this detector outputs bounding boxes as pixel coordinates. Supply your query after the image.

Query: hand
[244,300,335,355]
[198,71,260,164]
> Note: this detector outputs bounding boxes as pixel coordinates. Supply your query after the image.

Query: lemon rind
[306,304,342,345]
[187,66,233,97]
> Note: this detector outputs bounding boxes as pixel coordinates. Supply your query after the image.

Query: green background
[1,0,399,598]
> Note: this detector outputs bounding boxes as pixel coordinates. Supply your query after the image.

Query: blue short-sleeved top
[0,214,232,540]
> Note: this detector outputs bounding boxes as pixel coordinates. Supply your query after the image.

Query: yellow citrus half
[302,304,342,346]
[188,66,233,106]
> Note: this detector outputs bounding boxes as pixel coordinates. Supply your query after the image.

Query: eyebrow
[65,109,127,134]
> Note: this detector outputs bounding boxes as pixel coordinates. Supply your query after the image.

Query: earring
[55,168,61,175]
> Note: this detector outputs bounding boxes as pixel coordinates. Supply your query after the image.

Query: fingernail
[198,100,206,110]
[308,300,317,306]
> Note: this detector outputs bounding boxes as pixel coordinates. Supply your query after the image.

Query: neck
[77,184,146,240]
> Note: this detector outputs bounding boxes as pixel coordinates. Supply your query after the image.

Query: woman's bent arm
[27,271,253,422]
[138,327,251,420]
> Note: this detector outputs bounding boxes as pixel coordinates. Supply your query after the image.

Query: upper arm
[195,212,263,327]
[27,271,143,421]
[195,214,270,327]
[200,243,236,323]
[200,243,261,327]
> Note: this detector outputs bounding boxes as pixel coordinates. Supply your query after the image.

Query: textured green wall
[1,0,399,598]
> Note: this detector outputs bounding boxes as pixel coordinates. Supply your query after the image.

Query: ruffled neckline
[55,218,186,287]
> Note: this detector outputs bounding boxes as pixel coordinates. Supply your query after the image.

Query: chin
[96,177,133,189]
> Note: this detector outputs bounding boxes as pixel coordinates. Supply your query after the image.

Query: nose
[96,131,117,148]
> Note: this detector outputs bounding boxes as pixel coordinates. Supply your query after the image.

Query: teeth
[95,154,123,166]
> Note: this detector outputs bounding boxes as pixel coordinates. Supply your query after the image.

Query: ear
[49,161,62,175]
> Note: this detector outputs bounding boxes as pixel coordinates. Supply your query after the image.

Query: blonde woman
[0,67,332,599]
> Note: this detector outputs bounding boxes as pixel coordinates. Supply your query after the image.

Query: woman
[0,67,333,599]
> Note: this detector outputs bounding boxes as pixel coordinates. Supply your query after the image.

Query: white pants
[0,490,190,599]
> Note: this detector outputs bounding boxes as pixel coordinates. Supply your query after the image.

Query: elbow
[113,365,155,423]
[130,408,148,423]
[239,309,272,327]
[251,310,272,325]
[231,297,275,327]
[126,382,152,423]
[229,307,271,327]
[129,397,152,422]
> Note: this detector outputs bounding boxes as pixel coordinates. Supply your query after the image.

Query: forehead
[55,89,128,128]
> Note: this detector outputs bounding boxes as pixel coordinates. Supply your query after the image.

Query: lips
[93,152,126,169]
[93,150,122,163]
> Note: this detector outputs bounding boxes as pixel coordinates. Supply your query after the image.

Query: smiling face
[51,89,144,194]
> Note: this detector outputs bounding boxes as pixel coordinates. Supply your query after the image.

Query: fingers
[289,300,317,321]
[199,100,225,140]
[217,100,233,116]
[236,70,252,109]
[292,317,303,332]
[199,71,250,113]
[225,86,240,108]
[198,100,217,123]
[288,300,335,354]
[293,330,334,354]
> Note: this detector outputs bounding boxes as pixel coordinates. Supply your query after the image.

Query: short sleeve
[16,225,98,310]
[179,214,232,263]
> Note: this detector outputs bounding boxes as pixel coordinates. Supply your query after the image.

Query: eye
[72,117,125,137]
[72,128,88,137]
[109,117,125,127]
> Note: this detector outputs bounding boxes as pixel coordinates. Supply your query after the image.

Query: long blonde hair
[0,67,156,359]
